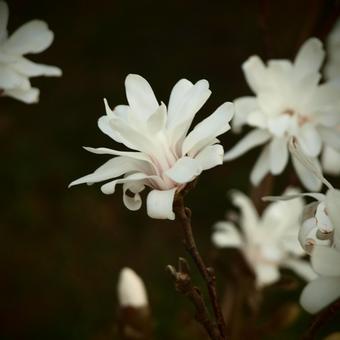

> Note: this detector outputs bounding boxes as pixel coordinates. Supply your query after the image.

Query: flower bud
[117,267,148,308]
[299,201,334,254]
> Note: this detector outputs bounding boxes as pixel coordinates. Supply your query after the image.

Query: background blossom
[0,1,61,103]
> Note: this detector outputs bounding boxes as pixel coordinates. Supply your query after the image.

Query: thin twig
[167,258,222,340]
[302,298,340,340]
[173,195,228,339]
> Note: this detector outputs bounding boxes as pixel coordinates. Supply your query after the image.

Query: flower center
[282,108,311,126]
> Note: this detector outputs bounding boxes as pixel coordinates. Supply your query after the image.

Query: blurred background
[1,0,340,339]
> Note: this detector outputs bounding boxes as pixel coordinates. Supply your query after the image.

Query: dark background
[1,0,339,339]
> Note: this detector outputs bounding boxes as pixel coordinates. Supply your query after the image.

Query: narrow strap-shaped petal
[250,144,270,186]
[242,55,268,94]
[211,221,243,248]
[146,188,176,220]
[10,58,62,77]
[294,38,325,78]
[125,74,158,121]
[195,144,223,170]
[224,129,271,161]
[4,87,39,103]
[165,156,202,184]
[269,137,288,175]
[3,20,54,54]
[300,276,340,314]
[0,64,29,89]
[182,102,234,156]
[297,124,322,157]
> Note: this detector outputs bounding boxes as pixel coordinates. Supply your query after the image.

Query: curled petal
[3,20,54,54]
[300,276,340,314]
[122,181,145,211]
[311,246,340,277]
[326,189,340,247]
[146,188,176,220]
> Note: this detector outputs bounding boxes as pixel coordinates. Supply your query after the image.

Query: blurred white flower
[300,189,340,314]
[211,188,315,287]
[224,38,340,190]
[0,1,61,103]
[322,19,340,175]
[70,74,234,220]
[117,267,148,308]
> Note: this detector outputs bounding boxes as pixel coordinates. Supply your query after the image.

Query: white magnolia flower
[70,74,234,220]
[117,267,148,308]
[0,1,61,103]
[300,189,340,314]
[224,38,340,190]
[212,188,316,287]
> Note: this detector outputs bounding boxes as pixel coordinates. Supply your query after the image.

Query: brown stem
[173,195,228,340]
[302,298,340,340]
[167,258,222,340]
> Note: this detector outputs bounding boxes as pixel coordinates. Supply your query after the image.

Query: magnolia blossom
[323,19,340,175]
[70,74,234,220]
[0,1,61,103]
[224,38,340,190]
[211,189,315,287]
[117,267,148,308]
[300,189,340,313]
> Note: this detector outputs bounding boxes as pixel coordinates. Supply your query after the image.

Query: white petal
[311,246,340,276]
[250,145,270,186]
[300,276,340,314]
[292,153,322,191]
[211,222,243,248]
[297,124,322,157]
[230,190,259,238]
[0,1,9,42]
[254,263,280,287]
[322,147,340,175]
[4,87,39,103]
[232,96,258,132]
[224,129,271,161]
[326,189,340,248]
[242,55,268,94]
[10,58,62,77]
[318,126,340,152]
[283,259,317,281]
[122,181,145,211]
[69,157,151,187]
[267,115,291,138]
[3,20,54,54]
[0,65,28,89]
[269,137,288,174]
[294,38,325,77]
[146,188,176,220]
[263,192,325,203]
[195,144,223,170]
[167,79,211,145]
[247,110,267,129]
[146,103,166,133]
[182,102,234,156]
[125,74,158,120]
[167,78,194,123]
[165,157,202,184]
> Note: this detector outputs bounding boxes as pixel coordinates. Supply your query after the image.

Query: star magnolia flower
[117,267,148,308]
[224,38,340,191]
[211,188,316,287]
[0,1,61,103]
[300,189,340,314]
[69,74,234,220]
